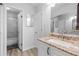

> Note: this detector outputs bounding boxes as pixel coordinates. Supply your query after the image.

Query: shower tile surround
[38,33,79,56]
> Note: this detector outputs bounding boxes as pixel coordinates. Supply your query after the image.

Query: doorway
[6,6,23,56]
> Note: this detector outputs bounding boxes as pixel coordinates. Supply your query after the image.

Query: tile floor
[7,47,38,56]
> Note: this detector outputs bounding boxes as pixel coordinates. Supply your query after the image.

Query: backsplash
[50,33,79,40]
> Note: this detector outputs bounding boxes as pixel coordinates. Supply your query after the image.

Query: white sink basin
[47,39,79,49]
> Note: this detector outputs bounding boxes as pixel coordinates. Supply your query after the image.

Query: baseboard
[22,46,36,51]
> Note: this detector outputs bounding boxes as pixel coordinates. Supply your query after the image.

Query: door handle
[47,47,50,55]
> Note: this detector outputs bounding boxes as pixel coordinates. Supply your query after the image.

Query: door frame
[3,4,23,56]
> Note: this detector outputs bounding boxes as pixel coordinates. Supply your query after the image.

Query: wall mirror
[51,3,79,35]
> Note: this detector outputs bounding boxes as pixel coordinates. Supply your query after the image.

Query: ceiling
[7,3,77,14]
[7,7,20,15]
[26,3,46,8]
[25,3,47,13]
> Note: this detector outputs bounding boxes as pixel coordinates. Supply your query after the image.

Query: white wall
[34,5,51,37]
[41,6,51,37]
[33,11,43,47]
[33,11,42,38]
[33,5,51,48]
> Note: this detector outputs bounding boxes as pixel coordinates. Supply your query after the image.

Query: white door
[18,11,23,50]
[0,4,7,56]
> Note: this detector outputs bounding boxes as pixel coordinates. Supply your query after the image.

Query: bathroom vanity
[37,3,79,56]
[38,33,79,56]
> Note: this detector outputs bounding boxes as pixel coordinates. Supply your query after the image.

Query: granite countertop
[38,33,79,56]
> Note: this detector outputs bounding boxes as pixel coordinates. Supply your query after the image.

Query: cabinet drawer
[50,47,73,56]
